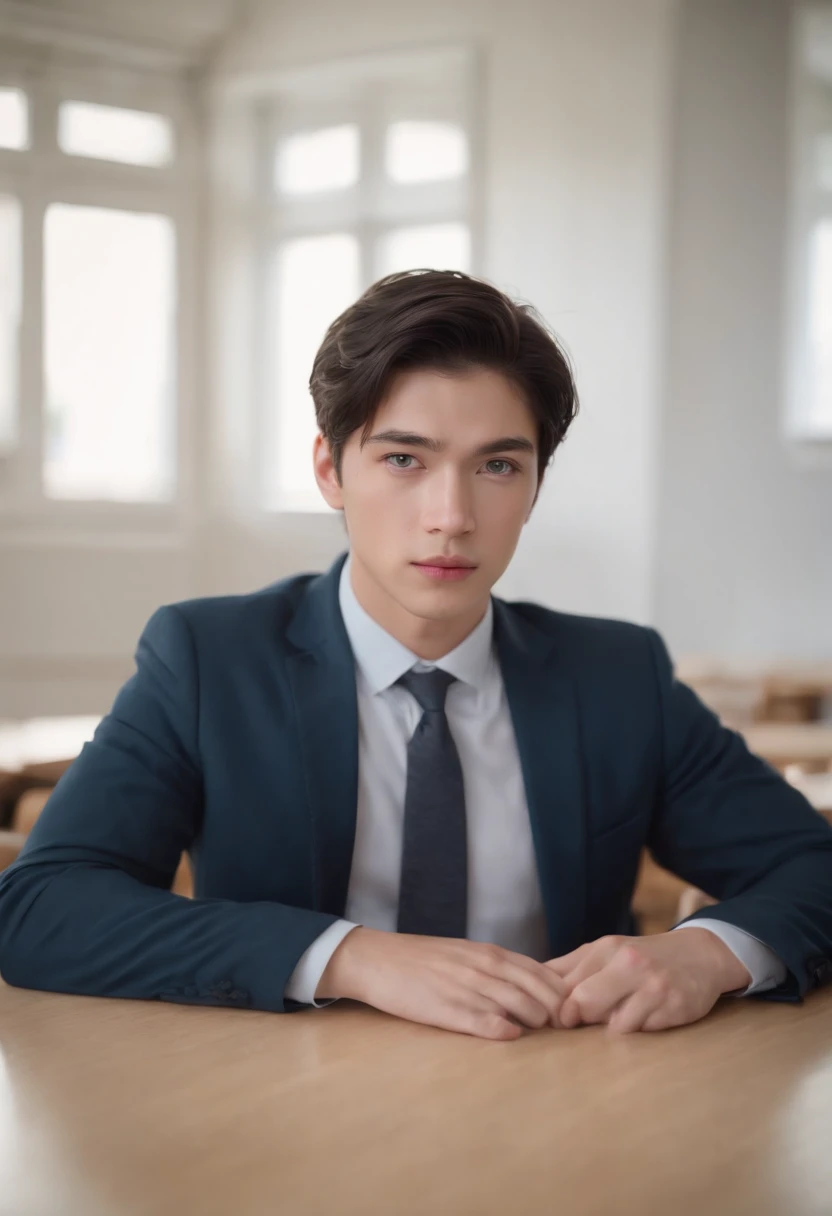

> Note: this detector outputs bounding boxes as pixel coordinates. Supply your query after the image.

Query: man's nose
[421,469,475,534]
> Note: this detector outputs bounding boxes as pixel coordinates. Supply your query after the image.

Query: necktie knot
[397,668,458,714]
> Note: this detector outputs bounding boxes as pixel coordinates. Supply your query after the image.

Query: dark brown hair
[309,269,578,485]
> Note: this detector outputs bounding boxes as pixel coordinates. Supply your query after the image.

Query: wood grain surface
[1,979,832,1215]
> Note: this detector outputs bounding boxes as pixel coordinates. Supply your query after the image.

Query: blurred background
[0,0,831,895]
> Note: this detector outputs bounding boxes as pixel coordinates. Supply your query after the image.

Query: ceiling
[0,0,253,71]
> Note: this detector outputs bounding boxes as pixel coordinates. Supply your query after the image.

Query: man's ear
[313,434,345,510]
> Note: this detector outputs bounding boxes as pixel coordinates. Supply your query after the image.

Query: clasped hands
[318,924,752,1041]
[544,927,750,1034]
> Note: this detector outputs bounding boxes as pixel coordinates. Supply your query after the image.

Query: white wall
[655,0,832,660]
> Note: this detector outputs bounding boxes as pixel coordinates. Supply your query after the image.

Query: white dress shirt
[285,555,786,1006]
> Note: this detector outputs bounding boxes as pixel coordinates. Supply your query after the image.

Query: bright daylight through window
[43,204,176,502]
[0,87,28,150]
[58,101,174,167]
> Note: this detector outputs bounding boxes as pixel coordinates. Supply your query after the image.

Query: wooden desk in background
[1,981,832,1215]
[740,723,832,772]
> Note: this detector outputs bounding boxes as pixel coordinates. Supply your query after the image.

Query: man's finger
[455,996,527,1041]
[502,961,568,1027]
[640,1006,682,1033]
[554,942,623,995]
[560,956,608,994]
[606,986,663,1035]
[566,949,650,1025]
[474,976,551,1030]
[558,995,583,1028]
[544,944,593,978]
[508,952,570,997]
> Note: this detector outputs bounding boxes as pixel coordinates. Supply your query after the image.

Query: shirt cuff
[672,918,787,996]
[284,919,362,1007]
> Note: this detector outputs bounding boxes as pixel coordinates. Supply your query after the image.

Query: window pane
[0,88,27,150]
[808,219,832,430]
[44,205,176,501]
[377,222,471,277]
[0,196,21,452]
[385,121,468,183]
[266,233,359,509]
[274,125,359,195]
[58,102,173,166]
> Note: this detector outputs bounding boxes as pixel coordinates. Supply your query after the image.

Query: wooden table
[2,981,832,1215]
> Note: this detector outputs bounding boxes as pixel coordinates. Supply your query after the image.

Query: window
[259,48,476,511]
[0,196,21,452]
[385,120,468,184]
[274,124,359,194]
[0,87,27,150]
[58,102,173,167]
[0,75,184,519]
[787,5,832,440]
[44,205,176,502]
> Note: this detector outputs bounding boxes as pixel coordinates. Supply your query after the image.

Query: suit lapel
[286,552,358,917]
[493,600,588,957]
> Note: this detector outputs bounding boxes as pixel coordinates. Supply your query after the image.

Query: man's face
[313,366,541,635]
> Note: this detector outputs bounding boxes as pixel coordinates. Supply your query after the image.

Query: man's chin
[400,577,487,617]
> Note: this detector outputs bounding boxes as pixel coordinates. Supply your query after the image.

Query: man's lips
[412,560,478,581]
[413,559,478,569]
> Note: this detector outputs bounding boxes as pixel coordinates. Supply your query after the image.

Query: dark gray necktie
[396,668,468,939]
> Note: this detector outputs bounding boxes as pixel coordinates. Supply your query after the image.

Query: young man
[2,270,832,1041]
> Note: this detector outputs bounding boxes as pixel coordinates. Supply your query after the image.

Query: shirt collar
[338,552,494,695]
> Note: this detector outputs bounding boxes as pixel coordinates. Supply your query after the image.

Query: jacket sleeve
[0,605,339,1013]
[644,628,832,1003]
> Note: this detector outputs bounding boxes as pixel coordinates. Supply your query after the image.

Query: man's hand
[544,929,752,1034]
[317,928,570,1041]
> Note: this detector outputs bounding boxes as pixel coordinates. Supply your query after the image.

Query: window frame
[0,60,199,537]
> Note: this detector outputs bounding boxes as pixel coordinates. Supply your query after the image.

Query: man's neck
[349,557,488,661]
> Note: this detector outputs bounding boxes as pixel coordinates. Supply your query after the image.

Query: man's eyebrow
[364,430,536,458]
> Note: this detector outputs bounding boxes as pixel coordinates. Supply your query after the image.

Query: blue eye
[385,454,417,469]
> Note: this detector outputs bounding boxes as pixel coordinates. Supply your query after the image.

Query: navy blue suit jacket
[2,550,832,1011]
